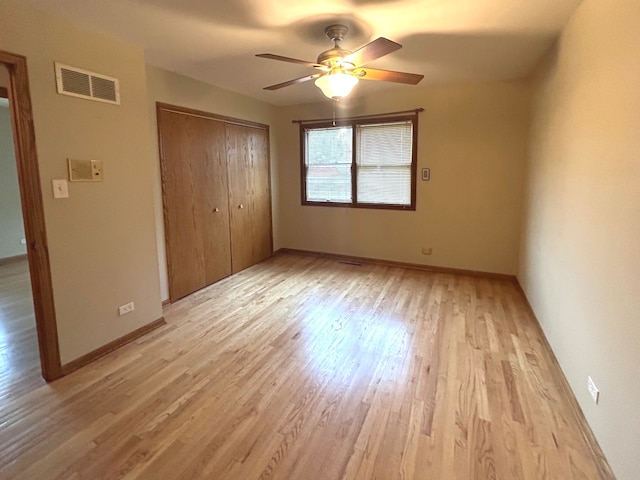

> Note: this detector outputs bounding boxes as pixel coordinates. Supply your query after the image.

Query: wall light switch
[588,376,600,404]
[52,179,69,199]
[91,160,103,181]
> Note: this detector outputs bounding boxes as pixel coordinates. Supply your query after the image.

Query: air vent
[55,63,120,105]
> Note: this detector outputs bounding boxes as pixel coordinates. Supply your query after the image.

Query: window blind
[305,126,352,202]
[356,121,413,205]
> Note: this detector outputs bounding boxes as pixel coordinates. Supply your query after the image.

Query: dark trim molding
[514,282,615,479]
[60,317,166,376]
[292,107,424,125]
[276,248,517,281]
[156,102,268,130]
[1,49,62,381]
[299,113,418,211]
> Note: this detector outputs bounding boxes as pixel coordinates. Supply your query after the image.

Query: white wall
[145,65,280,301]
[518,1,640,478]
[275,82,531,275]
[1,0,163,364]
[0,98,27,259]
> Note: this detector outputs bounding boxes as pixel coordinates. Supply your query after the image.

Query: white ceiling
[22,0,582,106]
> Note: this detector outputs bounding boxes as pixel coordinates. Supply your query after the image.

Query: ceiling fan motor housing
[317,47,352,67]
[317,24,354,68]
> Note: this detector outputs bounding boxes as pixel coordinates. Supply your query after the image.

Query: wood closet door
[158,110,232,302]
[226,123,272,273]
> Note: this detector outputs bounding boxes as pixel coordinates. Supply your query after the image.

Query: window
[301,114,417,210]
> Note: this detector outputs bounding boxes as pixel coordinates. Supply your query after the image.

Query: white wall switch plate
[587,376,600,404]
[52,179,69,198]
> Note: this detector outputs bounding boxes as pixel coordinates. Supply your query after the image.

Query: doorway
[0,50,61,382]
[0,74,42,395]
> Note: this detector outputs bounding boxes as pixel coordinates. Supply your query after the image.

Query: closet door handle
[238,204,244,209]
[213,208,220,213]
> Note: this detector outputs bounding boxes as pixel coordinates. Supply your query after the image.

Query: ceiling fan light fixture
[315,71,358,99]
[258,24,423,97]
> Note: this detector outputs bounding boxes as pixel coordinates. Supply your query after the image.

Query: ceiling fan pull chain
[332,100,336,126]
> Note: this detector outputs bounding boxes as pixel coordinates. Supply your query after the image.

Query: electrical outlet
[118,301,135,316]
[587,376,600,404]
[421,246,433,255]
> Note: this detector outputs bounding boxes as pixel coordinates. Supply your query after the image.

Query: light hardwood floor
[0,257,45,402]
[0,252,612,479]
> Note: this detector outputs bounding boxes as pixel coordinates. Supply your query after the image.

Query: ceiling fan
[256,24,424,100]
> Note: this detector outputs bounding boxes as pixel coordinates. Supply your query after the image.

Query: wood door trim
[265,126,274,257]
[156,102,268,130]
[0,50,62,381]
[156,106,173,301]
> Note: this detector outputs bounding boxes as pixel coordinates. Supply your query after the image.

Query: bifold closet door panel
[158,110,232,302]
[226,124,272,273]
[247,127,273,265]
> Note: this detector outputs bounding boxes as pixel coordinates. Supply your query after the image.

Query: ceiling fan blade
[263,73,323,91]
[343,38,402,67]
[256,53,326,70]
[354,67,424,85]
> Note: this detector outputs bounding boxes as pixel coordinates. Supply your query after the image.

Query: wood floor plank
[0,252,613,479]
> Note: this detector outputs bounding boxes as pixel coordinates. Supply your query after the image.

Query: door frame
[1,50,61,381]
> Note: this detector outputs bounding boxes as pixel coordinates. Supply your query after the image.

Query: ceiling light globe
[315,73,358,99]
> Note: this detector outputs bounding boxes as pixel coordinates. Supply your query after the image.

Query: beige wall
[145,66,280,301]
[0,99,27,259]
[275,82,530,274]
[0,0,162,364]
[145,70,531,295]
[4,4,636,476]
[518,1,640,478]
